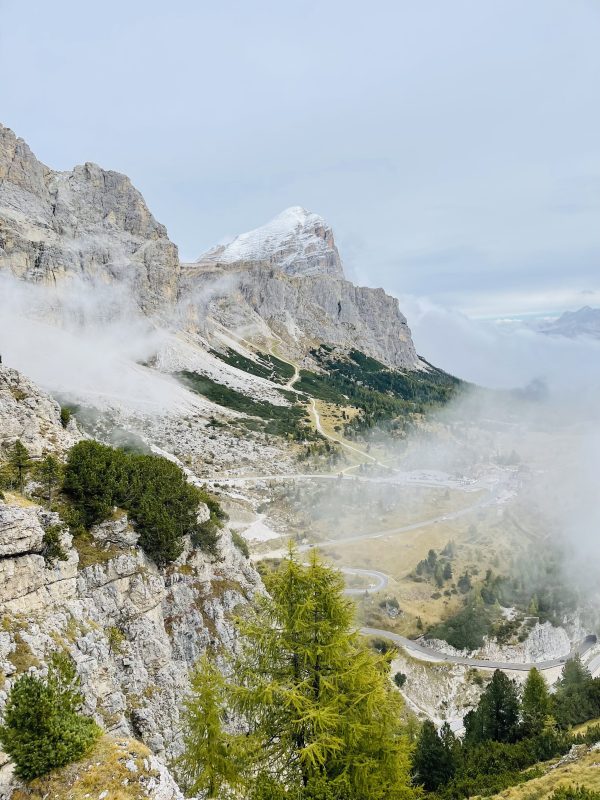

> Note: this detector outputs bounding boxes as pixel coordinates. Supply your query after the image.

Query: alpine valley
[1,123,600,800]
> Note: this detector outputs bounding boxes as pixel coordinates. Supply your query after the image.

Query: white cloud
[0,274,198,413]
[401,294,600,403]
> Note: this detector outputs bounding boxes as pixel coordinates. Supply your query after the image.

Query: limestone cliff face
[0,506,77,613]
[0,503,260,761]
[0,124,180,315]
[182,262,419,370]
[0,367,262,796]
[426,620,571,662]
[0,366,81,456]
[240,267,418,369]
[190,208,420,370]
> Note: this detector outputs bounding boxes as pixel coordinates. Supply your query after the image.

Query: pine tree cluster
[64,440,226,564]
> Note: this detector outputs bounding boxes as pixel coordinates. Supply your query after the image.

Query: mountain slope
[0,365,261,768]
[0,121,455,483]
[1,122,422,386]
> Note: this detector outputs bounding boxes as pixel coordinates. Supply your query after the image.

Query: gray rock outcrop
[0,124,180,316]
[0,505,77,613]
[0,501,260,760]
[0,365,81,456]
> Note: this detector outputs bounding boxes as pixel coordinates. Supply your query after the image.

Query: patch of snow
[197,206,343,278]
[200,207,319,262]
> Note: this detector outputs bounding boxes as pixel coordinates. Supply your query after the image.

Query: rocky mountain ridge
[0,124,180,317]
[188,205,419,370]
[0,122,420,374]
[198,205,344,278]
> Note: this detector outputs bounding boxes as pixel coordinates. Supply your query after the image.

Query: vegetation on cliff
[412,660,600,798]
[0,652,100,781]
[63,440,225,564]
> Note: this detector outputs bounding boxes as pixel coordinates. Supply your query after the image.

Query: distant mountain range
[540,306,600,339]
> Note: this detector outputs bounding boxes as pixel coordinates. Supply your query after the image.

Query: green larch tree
[8,439,31,494]
[521,667,551,737]
[232,548,413,799]
[180,549,414,800]
[176,654,241,798]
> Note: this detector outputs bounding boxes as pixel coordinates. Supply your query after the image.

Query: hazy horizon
[1,0,599,320]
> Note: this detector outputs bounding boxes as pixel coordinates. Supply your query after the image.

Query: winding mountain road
[205,362,597,676]
[206,471,471,489]
[284,362,300,389]
[360,626,597,673]
[297,489,496,552]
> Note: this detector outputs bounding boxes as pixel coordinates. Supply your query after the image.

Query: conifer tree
[439,721,461,773]
[412,720,455,790]
[181,549,413,800]
[233,549,413,799]
[35,454,63,508]
[0,651,100,780]
[553,656,597,727]
[64,441,222,564]
[177,655,241,798]
[465,669,520,744]
[64,440,126,525]
[528,594,539,616]
[463,708,485,747]
[521,667,551,736]
[8,439,31,494]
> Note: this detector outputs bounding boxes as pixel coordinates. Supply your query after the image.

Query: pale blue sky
[1,0,599,317]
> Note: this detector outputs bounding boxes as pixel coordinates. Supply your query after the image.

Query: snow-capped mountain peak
[197,206,344,278]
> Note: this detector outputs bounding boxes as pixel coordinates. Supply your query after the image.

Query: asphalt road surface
[361,626,597,673]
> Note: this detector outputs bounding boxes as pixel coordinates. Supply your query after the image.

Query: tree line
[413,655,600,797]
